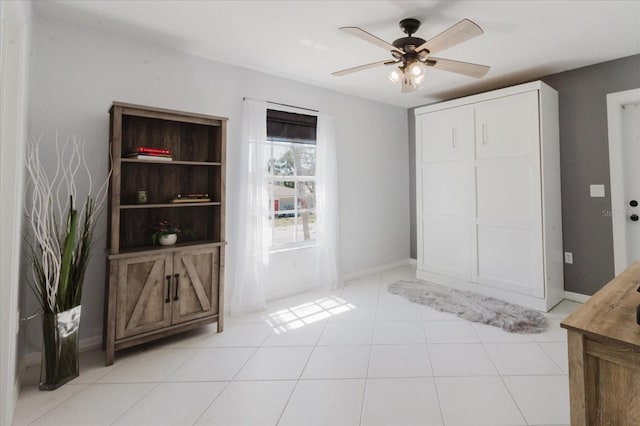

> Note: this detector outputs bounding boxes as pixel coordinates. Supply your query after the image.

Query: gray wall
[24,12,409,353]
[409,54,640,295]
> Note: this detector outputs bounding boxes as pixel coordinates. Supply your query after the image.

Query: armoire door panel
[422,217,471,280]
[116,254,172,339]
[422,163,470,215]
[476,160,539,222]
[475,91,540,160]
[476,225,542,297]
[172,247,220,324]
[420,105,474,163]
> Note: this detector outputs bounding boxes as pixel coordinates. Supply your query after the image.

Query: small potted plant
[151,220,181,246]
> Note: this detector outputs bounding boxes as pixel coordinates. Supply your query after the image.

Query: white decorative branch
[24,133,111,312]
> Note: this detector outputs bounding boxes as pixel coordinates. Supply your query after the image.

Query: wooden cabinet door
[115,253,173,339]
[473,91,544,297]
[417,105,475,280]
[172,246,220,324]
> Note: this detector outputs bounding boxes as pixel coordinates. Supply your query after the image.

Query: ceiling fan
[332,18,490,93]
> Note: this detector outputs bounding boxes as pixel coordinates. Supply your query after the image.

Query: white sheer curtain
[231,99,270,314]
[314,113,341,290]
[231,101,340,313]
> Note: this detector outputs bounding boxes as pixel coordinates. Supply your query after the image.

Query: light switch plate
[564,252,573,264]
[590,184,605,198]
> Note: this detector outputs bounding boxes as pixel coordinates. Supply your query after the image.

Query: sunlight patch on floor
[266,296,355,334]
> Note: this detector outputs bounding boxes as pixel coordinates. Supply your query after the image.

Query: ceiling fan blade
[340,26,404,54]
[416,19,483,54]
[427,57,490,78]
[332,60,397,76]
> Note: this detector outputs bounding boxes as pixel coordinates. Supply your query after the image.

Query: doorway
[607,88,640,274]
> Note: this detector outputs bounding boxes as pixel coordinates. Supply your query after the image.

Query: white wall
[23,11,409,352]
[0,1,30,424]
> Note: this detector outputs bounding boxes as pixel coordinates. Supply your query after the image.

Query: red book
[134,147,170,155]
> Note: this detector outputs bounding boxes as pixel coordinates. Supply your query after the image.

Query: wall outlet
[564,252,573,264]
[590,184,605,198]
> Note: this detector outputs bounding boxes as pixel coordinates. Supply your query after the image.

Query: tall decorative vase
[40,305,81,390]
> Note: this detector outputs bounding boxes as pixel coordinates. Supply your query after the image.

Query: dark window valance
[267,109,317,145]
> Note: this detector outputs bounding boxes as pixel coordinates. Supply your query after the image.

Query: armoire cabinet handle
[451,128,457,149]
[173,273,180,301]
[482,123,488,145]
[165,275,171,303]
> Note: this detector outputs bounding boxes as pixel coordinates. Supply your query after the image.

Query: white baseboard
[22,335,103,368]
[12,374,20,423]
[408,258,417,266]
[342,259,413,282]
[564,291,590,303]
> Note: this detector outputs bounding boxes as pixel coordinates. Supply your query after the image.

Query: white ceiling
[36,0,640,108]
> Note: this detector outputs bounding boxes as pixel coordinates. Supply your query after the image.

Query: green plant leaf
[70,197,95,306]
[58,197,78,311]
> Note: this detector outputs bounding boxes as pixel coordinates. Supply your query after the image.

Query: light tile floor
[14,266,577,426]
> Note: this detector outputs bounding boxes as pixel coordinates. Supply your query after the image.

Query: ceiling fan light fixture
[402,70,423,91]
[399,61,425,89]
[388,67,402,85]
[408,61,425,77]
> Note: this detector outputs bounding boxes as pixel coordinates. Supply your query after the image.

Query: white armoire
[415,81,563,311]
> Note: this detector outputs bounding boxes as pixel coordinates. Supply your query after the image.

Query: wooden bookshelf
[103,102,227,365]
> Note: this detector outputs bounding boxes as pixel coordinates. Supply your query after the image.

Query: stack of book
[170,193,211,203]
[125,147,173,161]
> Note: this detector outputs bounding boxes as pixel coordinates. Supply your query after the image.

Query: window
[266,109,317,249]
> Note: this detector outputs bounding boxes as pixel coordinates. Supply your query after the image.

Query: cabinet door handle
[165,275,171,303]
[173,273,180,301]
[482,123,488,146]
[451,128,457,149]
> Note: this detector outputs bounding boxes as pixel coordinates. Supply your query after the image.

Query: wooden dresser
[561,262,640,425]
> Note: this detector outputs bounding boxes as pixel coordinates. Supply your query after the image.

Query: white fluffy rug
[388,280,548,333]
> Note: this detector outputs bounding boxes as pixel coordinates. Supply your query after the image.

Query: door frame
[0,2,30,424]
[607,88,640,275]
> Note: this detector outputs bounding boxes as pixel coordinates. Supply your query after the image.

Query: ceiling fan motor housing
[392,36,427,54]
[399,18,421,36]
[395,18,427,54]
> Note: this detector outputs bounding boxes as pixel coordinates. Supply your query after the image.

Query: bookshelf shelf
[120,202,221,209]
[121,158,222,166]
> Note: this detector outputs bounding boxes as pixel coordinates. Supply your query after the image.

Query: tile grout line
[532,336,568,375]
[473,322,531,426]
[274,298,332,426]
[419,305,446,426]
[190,380,233,426]
[189,340,264,424]
[109,346,209,425]
[22,383,90,426]
[109,381,165,425]
[358,272,382,425]
[191,322,279,425]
